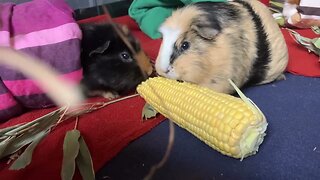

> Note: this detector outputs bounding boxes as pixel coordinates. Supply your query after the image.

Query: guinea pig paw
[101,91,119,100]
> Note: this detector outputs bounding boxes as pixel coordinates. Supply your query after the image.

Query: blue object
[97,73,320,180]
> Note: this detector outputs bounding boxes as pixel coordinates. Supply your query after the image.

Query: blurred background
[0,0,132,19]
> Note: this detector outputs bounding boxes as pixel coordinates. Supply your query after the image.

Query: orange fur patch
[172,27,235,93]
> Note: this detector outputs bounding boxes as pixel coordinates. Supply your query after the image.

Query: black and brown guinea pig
[155,0,288,94]
[79,23,153,99]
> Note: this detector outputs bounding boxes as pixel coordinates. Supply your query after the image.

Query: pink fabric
[9,0,75,35]
[0,31,10,46]
[0,94,17,109]
[0,0,82,122]
[12,23,82,49]
[3,69,82,96]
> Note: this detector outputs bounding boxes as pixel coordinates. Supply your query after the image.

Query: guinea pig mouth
[164,67,178,79]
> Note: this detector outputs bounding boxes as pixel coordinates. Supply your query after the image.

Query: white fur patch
[157,26,181,74]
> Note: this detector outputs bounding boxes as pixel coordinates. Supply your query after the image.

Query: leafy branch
[0,94,140,179]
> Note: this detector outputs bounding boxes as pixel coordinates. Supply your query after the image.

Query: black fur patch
[170,45,182,64]
[194,2,239,40]
[233,0,271,85]
[168,3,240,63]
[80,23,145,96]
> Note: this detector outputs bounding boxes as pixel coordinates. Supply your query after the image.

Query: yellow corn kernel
[137,77,267,159]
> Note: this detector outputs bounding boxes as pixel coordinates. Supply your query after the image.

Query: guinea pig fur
[80,23,153,99]
[155,0,288,94]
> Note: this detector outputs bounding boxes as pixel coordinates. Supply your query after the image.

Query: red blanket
[281,29,320,77]
[0,96,165,180]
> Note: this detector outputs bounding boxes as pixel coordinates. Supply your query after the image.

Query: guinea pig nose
[164,66,173,74]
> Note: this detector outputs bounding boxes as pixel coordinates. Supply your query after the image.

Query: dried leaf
[61,130,80,180]
[0,136,15,157]
[312,38,320,49]
[3,108,62,136]
[76,136,95,180]
[292,32,312,46]
[311,26,320,35]
[0,124,23,136]
[275,16,285,27]
[0,109,62,158]
[9,130,49,170]
[142,103,158,120]
[287,29,320,56]
[272,13,285,26]
[269,1,284,8]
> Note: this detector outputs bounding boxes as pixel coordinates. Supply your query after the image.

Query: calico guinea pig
[79,23,153,99]
[155,0,288,94]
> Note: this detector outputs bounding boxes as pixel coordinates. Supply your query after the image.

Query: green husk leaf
[228,80,251,107]
[0,109,63,159]
[142,103,158,120]
[61,129,81,180]
[311,26,320,35]
[9,130,49,170]
[228,79,265,118]
[76,136,95,180]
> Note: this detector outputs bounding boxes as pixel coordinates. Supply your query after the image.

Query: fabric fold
[0,1,82,121]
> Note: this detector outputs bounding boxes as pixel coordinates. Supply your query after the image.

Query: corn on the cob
[137,77,267,159]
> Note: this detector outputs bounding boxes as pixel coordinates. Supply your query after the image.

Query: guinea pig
[155,0,288,94]
[79,22,153,99]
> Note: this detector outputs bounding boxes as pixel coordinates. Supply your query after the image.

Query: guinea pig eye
[119,51,133,63]
[180,41,190,52]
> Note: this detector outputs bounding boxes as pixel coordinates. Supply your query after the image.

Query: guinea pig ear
[191,23,219,40]
[89,41,110,57]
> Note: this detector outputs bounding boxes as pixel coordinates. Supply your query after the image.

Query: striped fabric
[0,0,82,122]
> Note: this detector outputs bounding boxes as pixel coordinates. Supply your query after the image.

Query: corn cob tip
[239,122,267,160]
